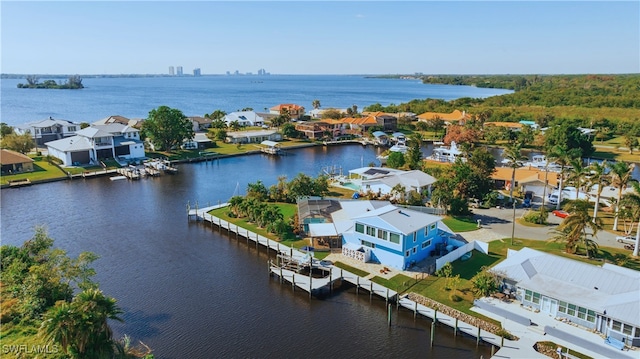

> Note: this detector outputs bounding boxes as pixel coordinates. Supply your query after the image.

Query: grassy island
[17,75,84,89]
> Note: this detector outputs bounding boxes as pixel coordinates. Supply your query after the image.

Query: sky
[1,1,639,75]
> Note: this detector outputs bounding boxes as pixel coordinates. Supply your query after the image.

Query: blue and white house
[343,204,444,270]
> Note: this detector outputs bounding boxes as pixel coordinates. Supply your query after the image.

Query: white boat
[110,175,127,181]
[523,155,562,171]
[429,141,464,163]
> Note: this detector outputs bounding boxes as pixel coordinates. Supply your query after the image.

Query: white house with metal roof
[343,167,437,199]
[46,123,145,166]
[15,117,80,146]
[492,247,640,347]
[223,111,265,127]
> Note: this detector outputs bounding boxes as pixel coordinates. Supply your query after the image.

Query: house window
[567,304,576,316]
[430,223,436,231]
[361,240,375,248]
[612,320,622,332]
[366,226,376,237]
[377,229,387,241]
[389,233,400,244]
[412,247,417,254]
[405,250,410,257]
[577,307,587,320]
[413,232,417,243]
[422,239,432,249]
[525,290,532,302]
[532,292,540,304]
[587,310,596,323]
[558,301,567,313]
[623,325,633,336]
[68,126,76,132]
[355,223,364,233]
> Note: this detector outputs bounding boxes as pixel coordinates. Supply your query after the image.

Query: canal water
[1,145,492,358]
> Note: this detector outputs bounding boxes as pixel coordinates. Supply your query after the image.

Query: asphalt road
[466,205,631,251]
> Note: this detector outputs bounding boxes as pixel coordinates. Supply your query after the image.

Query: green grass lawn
[488,238,640,271]
[333,261,369,277]
[371,273,416,292]
[208,202,298,241]
[1,160,68,185]
[442,216,479,232]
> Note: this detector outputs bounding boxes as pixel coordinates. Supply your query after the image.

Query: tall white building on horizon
[177,66,183,76]
[169,66,175,76]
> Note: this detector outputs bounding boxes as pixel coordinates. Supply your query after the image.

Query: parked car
[468,198,481,208]
[551,210,570,218]
[616,235,636,244]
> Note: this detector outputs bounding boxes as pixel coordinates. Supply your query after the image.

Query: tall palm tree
[620,181,640,257]
[567,158,589,200]
[551,200,602,258]
[312,99,321,110]
[609,162,635,231]
[587,160,609,223]
[503,143,527,244]
[546,145,580,210]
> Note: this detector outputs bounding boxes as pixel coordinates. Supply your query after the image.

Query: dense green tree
[0,122,14,137]
[312,99,321,110]
[281,123,299,138]
[386,151,405,169]
[471,266,500,298]
[1,132,35,154]
[624,134,639,154]
[142,106,194,151]
[404,133,423,170]
[543,123,595,158]
[211,119,227,129]
[204,110,226,121]
[246,180,269,201]
[214,129,227,141]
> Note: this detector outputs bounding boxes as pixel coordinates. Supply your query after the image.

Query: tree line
[17,75,84,89]
[1,227,153,358]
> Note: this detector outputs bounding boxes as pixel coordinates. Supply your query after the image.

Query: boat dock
[116,166,141,180]
[187,203,528,355]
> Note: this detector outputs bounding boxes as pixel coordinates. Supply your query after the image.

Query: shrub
[523,209,547,225]
[449,293,463,302]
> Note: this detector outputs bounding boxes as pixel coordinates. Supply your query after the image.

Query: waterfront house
[340,116,379,136]
[492,248,640,347]
[46,123,145,166]
[222,111,265,127]
[295,122,331,140]
[483,121,524,131]
[490,166,559,197]
[297,199,451,271]
[225,129,282,144]
[362,111,398,132]
[270,104,305,120]
[344,167,436,199]
[417,110,469,125]
[15,117,79,146]
[187,116,213,131]
[0,149,34,175]
[93,115,144,128]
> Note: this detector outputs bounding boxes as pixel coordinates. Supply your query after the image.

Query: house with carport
[46,123,145,166]
[0,149,34,175]
[492,248,640,347]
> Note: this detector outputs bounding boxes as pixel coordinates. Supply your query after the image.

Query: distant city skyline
[2,1,638,75]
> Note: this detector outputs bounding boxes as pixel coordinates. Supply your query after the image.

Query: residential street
[464,205,629,250]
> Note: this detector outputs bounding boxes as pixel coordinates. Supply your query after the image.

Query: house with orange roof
[484,122,524,131]
[491,166,560,196]
[361,111,398,131]
[340,116,380,135]
[417,110,469,124]
[269,104,305,120]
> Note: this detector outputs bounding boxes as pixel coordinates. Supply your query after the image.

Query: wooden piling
[454,318,458,336]
[491,345,495,357]
[370,282,373,300]
[387,304,392,327]
[414,301,418,319]
[476,327,481,346]
[434,308,438,323]
[430,322,435,347]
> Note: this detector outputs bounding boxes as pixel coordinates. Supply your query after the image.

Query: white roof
[308,223,338,237]
[260,140,280,147]
[17,118,76,130]
[224,111,264,125]
[376,170,436,190]
[353,204,442,235]
[227,129,278,139]
[45,135,93,152]
[493,248,640,326]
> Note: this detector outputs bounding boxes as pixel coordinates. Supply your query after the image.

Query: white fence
[435,241,489,271]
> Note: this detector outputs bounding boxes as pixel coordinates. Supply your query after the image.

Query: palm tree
[41,301,75,355]
[503,143,527,244]
[73,289,124,358]
[546,145,580,210]
[620,181,640,257]
[551,200,601,258]
[567,158,589,200]
[609,162,635,231]
[587,160,609,223]
[229,120,241,132]
[312,99,321,110]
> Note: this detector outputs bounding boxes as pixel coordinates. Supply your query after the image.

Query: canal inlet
[189,204,510,353]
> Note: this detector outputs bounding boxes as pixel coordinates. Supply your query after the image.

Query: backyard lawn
[442,216,479,232]
[0,158,67,185]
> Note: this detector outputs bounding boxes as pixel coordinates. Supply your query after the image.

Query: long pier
[187,204,532,356]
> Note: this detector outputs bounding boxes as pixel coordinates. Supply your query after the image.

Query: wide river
[1,145,492,358]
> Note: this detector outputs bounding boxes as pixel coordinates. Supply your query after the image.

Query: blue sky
[2,1,638,75]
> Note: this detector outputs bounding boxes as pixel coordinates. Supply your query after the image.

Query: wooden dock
[188,203,514,352]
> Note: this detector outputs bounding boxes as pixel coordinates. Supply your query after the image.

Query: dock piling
[387,304,392,327]
[430,322,435,347]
